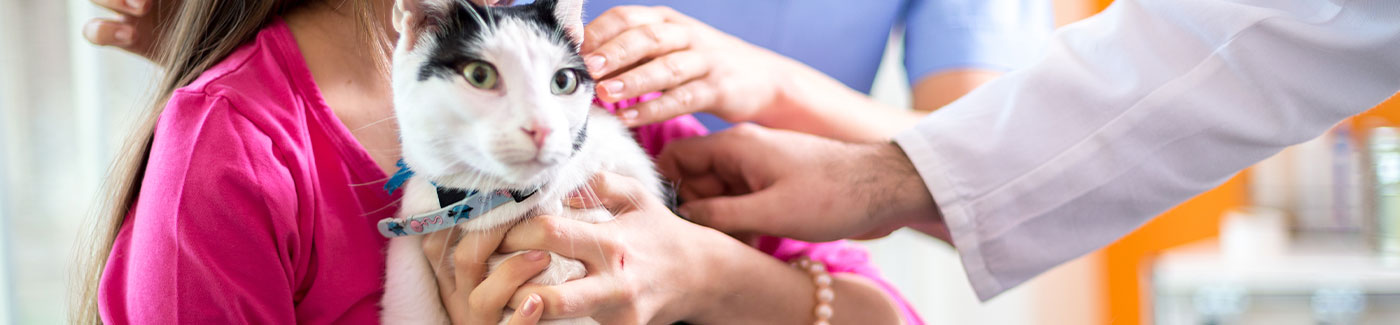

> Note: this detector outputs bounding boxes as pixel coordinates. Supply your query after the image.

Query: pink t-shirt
[101,18,922,324]
[99,19,393,324]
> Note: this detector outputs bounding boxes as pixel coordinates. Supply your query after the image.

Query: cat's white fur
[381,0,662,324]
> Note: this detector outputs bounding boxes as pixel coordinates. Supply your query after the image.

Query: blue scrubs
[524,0,1054,129]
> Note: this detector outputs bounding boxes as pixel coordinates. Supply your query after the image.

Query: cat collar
[377,160,538,238]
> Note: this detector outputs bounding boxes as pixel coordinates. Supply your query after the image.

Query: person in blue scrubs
[576,0,1054,131]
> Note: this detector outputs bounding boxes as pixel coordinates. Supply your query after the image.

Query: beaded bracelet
[791,257,835,325]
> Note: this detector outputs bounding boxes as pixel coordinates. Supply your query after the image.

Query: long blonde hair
[70,1,390,323]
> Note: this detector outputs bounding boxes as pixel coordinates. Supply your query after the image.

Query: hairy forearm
[861,142,949,243]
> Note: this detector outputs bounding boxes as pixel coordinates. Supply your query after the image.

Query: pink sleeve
[606,94,924,324]
[100,93,300,324]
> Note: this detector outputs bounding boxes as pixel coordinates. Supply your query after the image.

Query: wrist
[862,142,948,242]
[657,226,749,323]
[754,58,810,127]
[684,234,810,324]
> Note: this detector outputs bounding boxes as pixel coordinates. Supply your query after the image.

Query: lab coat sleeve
[893,0,1400,300]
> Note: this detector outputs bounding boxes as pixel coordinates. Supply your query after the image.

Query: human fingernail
[585,56,605,75]
[126,0,145,11]
[525,250,548,261]
[620,109,639,121]
[600,80,623,97]
[521,294,542,316]
[113,27,134,47]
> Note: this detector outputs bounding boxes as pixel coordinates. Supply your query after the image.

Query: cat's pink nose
[522,126,551,149]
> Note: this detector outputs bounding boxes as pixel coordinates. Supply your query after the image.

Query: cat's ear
[393,0,447,51]
[540,0,586,48]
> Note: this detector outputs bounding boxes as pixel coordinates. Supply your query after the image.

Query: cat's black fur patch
[415,0,593,88]
[436,187,470,207]
[571,116,589,153]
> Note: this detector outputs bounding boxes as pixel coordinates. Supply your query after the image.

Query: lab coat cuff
[894,129,1006,301]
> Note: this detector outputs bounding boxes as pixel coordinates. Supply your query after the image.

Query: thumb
[577,172,656,212]
[677,189,786,236]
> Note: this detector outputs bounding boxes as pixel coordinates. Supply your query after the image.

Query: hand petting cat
[582,6,925,143]
[581,6,792,127]
[658,124,951,243]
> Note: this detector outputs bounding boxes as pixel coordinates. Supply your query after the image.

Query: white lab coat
[893,0,1400,300]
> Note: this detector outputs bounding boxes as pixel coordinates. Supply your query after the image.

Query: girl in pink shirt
[75,1,921,324]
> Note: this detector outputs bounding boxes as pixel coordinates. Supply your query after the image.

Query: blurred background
[2,0,1398,324]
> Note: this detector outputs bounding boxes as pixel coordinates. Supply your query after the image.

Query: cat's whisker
[361,197,405,217]
[349,175,394,187]
[352,115,398,133]
[462,0,490,32]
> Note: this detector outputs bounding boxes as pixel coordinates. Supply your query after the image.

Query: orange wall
[1078,1,1400,324]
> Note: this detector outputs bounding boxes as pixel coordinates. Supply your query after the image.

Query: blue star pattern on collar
[377,161,538,238]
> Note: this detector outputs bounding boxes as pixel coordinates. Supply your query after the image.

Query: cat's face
[392,0,592,189]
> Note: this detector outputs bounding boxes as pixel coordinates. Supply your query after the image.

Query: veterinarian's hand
[581,6,811,127]
[83,0,180,60]
[657,124,950,242]
[423,228,550,325]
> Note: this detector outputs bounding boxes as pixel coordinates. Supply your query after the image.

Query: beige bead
[816,304,834,319]
[818,288,835,302]
[814,274,832,286]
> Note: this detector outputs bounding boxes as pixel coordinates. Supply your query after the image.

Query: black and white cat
[381,0,662,323]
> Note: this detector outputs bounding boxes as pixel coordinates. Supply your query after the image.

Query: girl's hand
[497,172,738,323]
[582,6,803,127]
[422,228,549,325]
[83,0,178,60]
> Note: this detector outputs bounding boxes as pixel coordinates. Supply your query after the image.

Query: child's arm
[100,93,300,324]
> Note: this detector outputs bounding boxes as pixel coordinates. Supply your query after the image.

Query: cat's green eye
[551,69,579,95]
[462,62,498,89]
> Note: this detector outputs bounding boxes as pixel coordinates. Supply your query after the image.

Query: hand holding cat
[496,172,745,324]
[657,124,951,243]
[422,227,548,325]
[581,6,806,128]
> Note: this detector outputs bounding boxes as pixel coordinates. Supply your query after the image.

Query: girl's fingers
[505,294,544,325]
[90,0,147,16]
[466,251,551,325]
[585,22,690,78]
[507,277,629,319]
[616,77,717,126]
[563,190,605,209]
[452,229,510,295]
[422,228,462,296]
[500,215,621,271]
[82,19,136,48]
[580,6,668,54]
[596,50,708,103]
[581,172,657,213]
